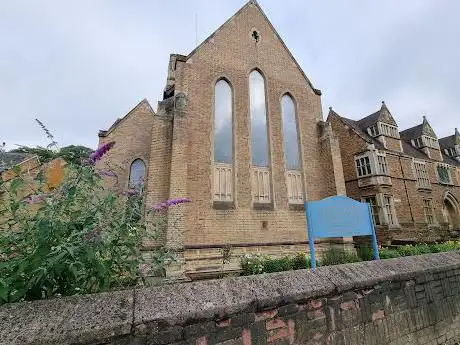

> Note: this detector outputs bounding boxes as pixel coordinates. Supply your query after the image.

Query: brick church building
[97,1,460,277]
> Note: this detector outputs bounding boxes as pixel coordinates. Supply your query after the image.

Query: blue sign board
[305,195,379,270]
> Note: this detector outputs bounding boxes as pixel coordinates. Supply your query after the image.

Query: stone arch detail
[443,192,460,230]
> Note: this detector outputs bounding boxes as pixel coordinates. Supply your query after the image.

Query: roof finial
[329,106,333,111]
[422,115,427,123]
[382,100,385,105]
[456,127,459,136]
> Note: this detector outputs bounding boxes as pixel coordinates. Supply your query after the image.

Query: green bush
[241,253,313,275]
[291,253,312,270]
[379,247,401,259]
[320,247,361,266]
[429,241,458,253]
[240,254,265,275]
[263,256,293,273]
[356,245,373,261]
[0,142,185,304]
[390,244,432,257]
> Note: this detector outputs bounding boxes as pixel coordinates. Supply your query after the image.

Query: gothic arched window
[214,79,233,164]
[281,94,300,170]
[249,70,269,167]
[129,159,146,188]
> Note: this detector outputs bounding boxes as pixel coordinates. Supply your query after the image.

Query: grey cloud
[1,0,459,151]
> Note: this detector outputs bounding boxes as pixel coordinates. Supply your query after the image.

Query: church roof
[98,99,155,137]
[439,128,460,149]
[185,0,321,95]
[356,102,397,130]
[328,108,460,166]
[400,116,438,140]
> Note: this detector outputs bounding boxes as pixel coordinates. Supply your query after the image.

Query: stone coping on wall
[1,252,460,345]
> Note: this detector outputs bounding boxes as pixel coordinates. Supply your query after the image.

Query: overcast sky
[1,0,459,150]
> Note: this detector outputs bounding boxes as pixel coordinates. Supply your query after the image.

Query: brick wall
[2,252,460,345]
[96,99,154,193]
[142,2,343,254]
[329,112,460,243]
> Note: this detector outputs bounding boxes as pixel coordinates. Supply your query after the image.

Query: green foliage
[10,146,56,163]
[356,245,374,261]
[429,241,459,253]
[396,245,425,257]
[9,145,93,165]
[291,253,312,270]
[59,145,93,165]
[0,158,166,304]
[240,253,312,275]
[378,248,401,259]
[320,247,361,266]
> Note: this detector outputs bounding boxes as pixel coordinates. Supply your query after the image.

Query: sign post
[305,195,380,270]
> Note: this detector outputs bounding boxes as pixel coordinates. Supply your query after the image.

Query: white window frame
[362,195,382,226]
[413,160,431,189]
[355,153,373,178]
[377,153,388,175]
[423,135,439,149]
[367,125,379,137]
[379,122,400,139]
[422,199,436,226]
[383,195,398,226]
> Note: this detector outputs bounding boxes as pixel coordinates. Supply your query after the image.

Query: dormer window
[413,137,423,148]
[444,147,457,157]
[380,123,399,138]
[424,136,439,149]
[412,136,439,149]
[367,125,379,137]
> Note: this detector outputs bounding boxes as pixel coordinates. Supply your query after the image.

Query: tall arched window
[281,95,300,170]
[129,159,146,189]
[250,71,269,167]
[213,79,233,202]
[214,80,232,164]
[281,94,303,204]
[250,70,271,203]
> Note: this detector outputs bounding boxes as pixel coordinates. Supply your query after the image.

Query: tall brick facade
[328,104,460,244]
[97,1,459,275]
[97,1,344,276]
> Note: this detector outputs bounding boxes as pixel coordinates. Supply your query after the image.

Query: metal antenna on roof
[195,13,198,47]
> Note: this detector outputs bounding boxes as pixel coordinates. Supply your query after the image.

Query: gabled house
[329,104,460,244]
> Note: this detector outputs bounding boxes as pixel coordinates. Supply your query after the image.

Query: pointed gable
[421,116,437,138]
[186,0,320,95]
[439,128,460,149]
[99,99,155,137]
[327,107,384,149]
[356,101,397,130]
[400,116,437,141]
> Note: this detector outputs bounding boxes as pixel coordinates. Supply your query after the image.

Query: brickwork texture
[2,252,460,345]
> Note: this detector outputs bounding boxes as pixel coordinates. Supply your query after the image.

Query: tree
[59,145,93,165]
[9,146,56,163]
[9,145,93,165]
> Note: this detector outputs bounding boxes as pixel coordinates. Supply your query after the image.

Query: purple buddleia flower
[89,141,115,164]
[24,193,50,204]
[122,189,138,197]
[151,197,192,212]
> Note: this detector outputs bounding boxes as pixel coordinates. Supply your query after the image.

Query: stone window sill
[289,203,305,211]
[213,200,235,210]
[253,202,274,211]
